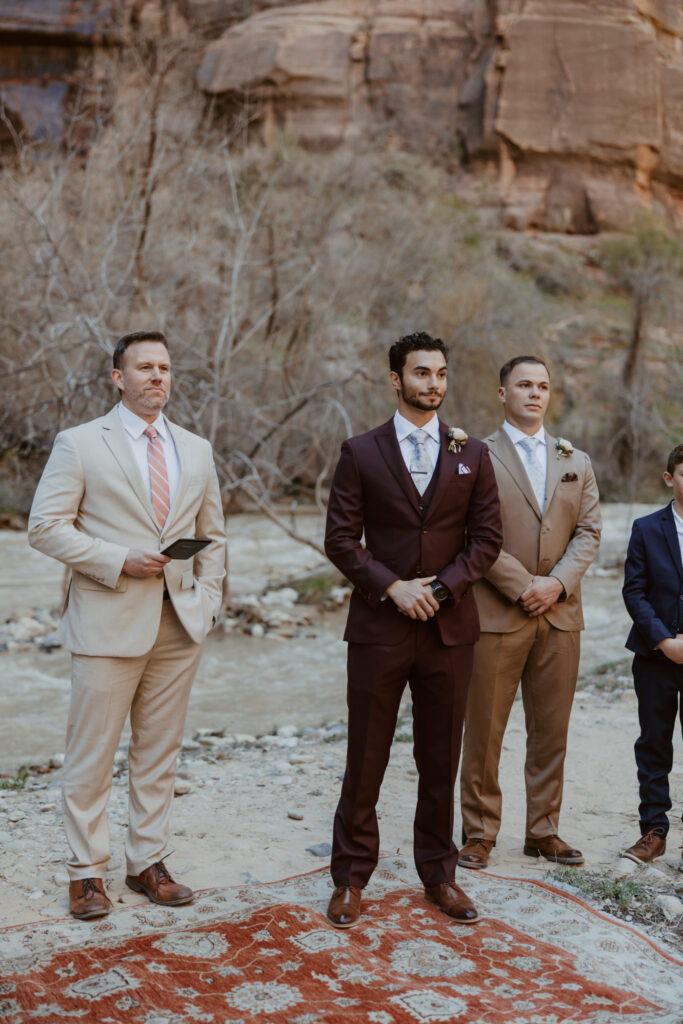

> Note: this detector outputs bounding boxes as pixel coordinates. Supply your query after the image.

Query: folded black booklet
[161,538,211,559]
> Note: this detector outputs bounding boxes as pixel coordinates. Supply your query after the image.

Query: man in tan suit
[29,331,226,919]
[459,356,601,869]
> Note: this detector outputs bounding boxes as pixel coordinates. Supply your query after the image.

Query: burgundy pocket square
[561,472,578,482]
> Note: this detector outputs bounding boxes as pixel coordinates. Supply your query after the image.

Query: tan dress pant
[63,600,202,880]
[460,616,580,842]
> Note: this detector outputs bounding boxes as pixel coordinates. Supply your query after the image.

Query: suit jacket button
[419,504,425,512]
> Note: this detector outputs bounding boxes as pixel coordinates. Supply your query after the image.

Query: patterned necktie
[518,436,545,513]
[143,425,170,529]
[407,429,432,496]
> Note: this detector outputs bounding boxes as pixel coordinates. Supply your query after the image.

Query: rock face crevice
[2,0,682,232]
[195,0,683,229]
[0,0,125,145]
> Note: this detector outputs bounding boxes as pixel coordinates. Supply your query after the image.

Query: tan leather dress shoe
[621,828,666,864]
[69,878,112,920]
[459,838,494,870]
[126,860,194,906]
[523,835,584,864]
[424,882,480,923]
[327,886,361,928]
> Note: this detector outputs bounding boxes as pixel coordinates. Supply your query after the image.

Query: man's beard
[137,388,169,411]
[401,389,445,412]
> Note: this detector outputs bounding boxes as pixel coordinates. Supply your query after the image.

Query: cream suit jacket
[28,406,226,656]
[473,427,601,633]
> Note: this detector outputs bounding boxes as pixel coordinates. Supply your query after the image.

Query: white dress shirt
[502,420,547,505]
[117,402,181,508]
[672,503,683,566]
[394,410,441,488]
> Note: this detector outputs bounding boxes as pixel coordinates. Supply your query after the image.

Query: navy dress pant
[633,653,683,835]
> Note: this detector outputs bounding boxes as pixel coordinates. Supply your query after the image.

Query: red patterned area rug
[1,858,682,1024]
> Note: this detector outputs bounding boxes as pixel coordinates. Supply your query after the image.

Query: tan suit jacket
[28,406,226,655]
[474,427,601,633]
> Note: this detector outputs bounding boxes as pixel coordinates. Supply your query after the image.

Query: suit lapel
[162,418,191,537]
[661,504,683,582]
[543,431,563,517]
[488,427,542,520]
[426,420,458,520]
[375,419,421,511]
[101,406,159,531]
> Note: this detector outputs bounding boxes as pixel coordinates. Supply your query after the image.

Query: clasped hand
[519,575,564,617]
[658,634,683,665]
[387,576,439,620]
[123,549,171,578]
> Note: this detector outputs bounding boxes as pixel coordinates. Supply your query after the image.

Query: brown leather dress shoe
[424,882,480,923]
[69,878,112,920]
[621,828,666,864]
[459,838,494,870]
[523,835,584,864]
[126,859,194,906]
[326,886,361,928]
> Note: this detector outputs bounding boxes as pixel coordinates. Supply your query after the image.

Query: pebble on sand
[287,810,304,820]
[655,894,683,920]
[306,843,332,857]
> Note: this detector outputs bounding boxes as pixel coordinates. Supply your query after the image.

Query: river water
[0,505,655,772]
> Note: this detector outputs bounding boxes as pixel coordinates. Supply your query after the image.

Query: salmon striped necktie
[143,425,170,529]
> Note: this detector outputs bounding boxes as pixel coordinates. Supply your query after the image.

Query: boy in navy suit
[621,444,683,863]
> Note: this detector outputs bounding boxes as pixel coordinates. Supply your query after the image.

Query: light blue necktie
[518,436,545,513]
[408,429,432,495]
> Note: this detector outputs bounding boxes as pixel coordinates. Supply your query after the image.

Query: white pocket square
[458,464,471,475]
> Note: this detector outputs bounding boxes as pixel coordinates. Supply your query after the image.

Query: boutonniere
[447,426,468,453]
[555,437,574,459]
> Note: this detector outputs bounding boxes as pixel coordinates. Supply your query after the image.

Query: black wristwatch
[429,580,451,604]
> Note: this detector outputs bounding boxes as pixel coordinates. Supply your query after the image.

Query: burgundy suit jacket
[325,417,503,646]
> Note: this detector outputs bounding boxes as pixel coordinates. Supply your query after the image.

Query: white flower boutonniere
[555,437,574,459]
[448,426,468,453]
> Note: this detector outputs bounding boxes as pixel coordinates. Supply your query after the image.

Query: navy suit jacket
[325,417,502,646]
[623,503,683,656]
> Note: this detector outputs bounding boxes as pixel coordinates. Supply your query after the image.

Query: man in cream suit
[29,331,226,919]
[459,356,601,870]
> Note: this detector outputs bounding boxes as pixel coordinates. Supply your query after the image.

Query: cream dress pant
[63,600,202,880]
[460,615,580,842]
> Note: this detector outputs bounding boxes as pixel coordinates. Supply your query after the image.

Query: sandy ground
[1,508,682,951]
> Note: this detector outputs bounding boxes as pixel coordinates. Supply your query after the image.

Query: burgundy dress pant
[331,617,473,888]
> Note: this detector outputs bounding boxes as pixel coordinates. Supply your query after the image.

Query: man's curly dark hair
[388,332,448,378]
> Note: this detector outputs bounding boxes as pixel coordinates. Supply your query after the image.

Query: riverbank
[1,508,682,953]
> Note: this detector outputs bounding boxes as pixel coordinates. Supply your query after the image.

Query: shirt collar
[117,401,168,441]
[502,420,546,447]
[394,409,440,443]
[672,502,683,531]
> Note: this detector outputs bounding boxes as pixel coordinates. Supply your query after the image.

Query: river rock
[655,894,683,920]
[306,842,332,857]
[614,856,640,877]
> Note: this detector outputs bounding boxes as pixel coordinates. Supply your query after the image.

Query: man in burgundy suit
[324,332,502,928]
